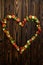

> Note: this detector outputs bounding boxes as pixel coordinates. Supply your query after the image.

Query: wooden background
[0,0,43,65]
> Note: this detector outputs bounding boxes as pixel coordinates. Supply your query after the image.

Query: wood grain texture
[0,0,43,65]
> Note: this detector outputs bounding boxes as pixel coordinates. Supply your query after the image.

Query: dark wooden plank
[0,0,43,65]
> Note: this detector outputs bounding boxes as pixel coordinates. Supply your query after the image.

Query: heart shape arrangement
[1,15,41,54]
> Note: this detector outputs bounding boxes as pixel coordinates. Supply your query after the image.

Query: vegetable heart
[1,15,41,54]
